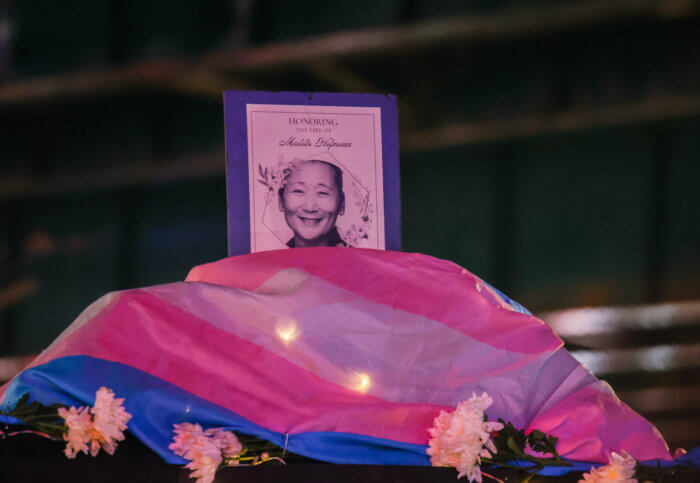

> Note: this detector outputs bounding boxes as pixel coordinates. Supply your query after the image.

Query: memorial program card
[224,91,400,255]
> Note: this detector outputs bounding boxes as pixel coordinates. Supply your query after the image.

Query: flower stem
[482,459,526,471]
[521,464,544,483]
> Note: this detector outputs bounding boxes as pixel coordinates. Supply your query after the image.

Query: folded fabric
[0,248,671,469]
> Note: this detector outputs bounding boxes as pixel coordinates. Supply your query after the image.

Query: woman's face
[279,162,344,245]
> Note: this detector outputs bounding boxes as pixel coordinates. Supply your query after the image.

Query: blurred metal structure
[0,0,11,79]
[0,0,698,195]
[541,301,700,450]
[0,277,37,310]
[1,0,699,127]
[0,150,223,200]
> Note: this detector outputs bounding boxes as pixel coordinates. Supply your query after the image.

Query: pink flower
[58,387,132,458]
[170,423,222,483]
[205,427,243,460]
[90,387,132,455]
[170,422,206,458]
[580,451,637,482]
[58,406,92,458]
[171,424,242,483]
[183,436,222,483]
[427,392,504,482]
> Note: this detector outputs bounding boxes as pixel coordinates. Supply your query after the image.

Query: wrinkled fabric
[1,248,671,466]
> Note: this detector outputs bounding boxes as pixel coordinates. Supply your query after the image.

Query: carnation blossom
[57,406,92,458]
[90,387,132,455]
[170,423,243,483]
[205,427,243,460]
[580,451,637,483]
[170,422,206,457]
[57,387,132,458]
[427,392,504,482]
[184,437,222,483]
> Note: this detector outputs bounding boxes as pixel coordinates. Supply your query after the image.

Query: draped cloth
[0,248,671,468]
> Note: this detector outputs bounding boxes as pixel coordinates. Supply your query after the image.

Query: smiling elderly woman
[278,159,347,247]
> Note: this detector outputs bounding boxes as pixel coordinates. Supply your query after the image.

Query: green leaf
[0,393,66,438]
[526,428,561,459]
[506,436,524,457]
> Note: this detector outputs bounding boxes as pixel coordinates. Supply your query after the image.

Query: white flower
[183,437,223,483]
[580,451,637,482]
[170,422,205,457]
[170,423,222,483]
[259,158,301,204]
[427,392,504,482]
[90,387,132,455]
[57,387,131,458]
[170,423,243,483]
[205,427,243,460]
[58,405,92,458]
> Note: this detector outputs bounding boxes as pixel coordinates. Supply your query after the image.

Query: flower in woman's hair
[90,387,132,455]
[342,224,368,247]
[205,427,243,460]
[427,392,504,482]
[580,451,637,482]
[58,405,93,458]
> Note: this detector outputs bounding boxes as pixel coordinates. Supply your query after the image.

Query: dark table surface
[3,432,697,482]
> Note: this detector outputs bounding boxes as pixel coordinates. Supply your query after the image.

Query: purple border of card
[223,90,402,256]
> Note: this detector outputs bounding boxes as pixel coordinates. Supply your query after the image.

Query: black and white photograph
[244,102,385,252]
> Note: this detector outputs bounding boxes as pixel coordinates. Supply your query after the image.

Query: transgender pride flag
[0,248,671,470]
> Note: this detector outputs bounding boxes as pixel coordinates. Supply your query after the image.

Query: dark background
[1,0,699,450]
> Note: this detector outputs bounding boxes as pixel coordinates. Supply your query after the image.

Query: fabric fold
[1,248,671,466]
